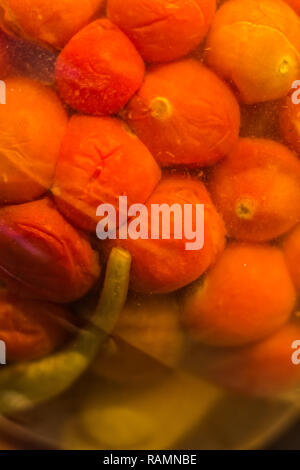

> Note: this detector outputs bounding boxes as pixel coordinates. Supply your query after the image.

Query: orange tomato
[209,138,300,242]
[124,59,240,167]
[0,198,101,303]
[0,77,68,204]
[107,0,216,63]
[0,0,105,49]
[182,243,296,347]
[0,290,71,362]
[55,19,145,115]
[206,0,300,103]
[101,175,226,294]
[53,115,161,233]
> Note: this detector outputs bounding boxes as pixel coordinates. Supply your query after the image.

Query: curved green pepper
[0,247,131,415]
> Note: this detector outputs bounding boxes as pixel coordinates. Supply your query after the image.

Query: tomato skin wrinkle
[79,138,122,182]
[132,15,171,32]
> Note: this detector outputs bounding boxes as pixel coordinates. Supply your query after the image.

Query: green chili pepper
[0,247,131,415]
